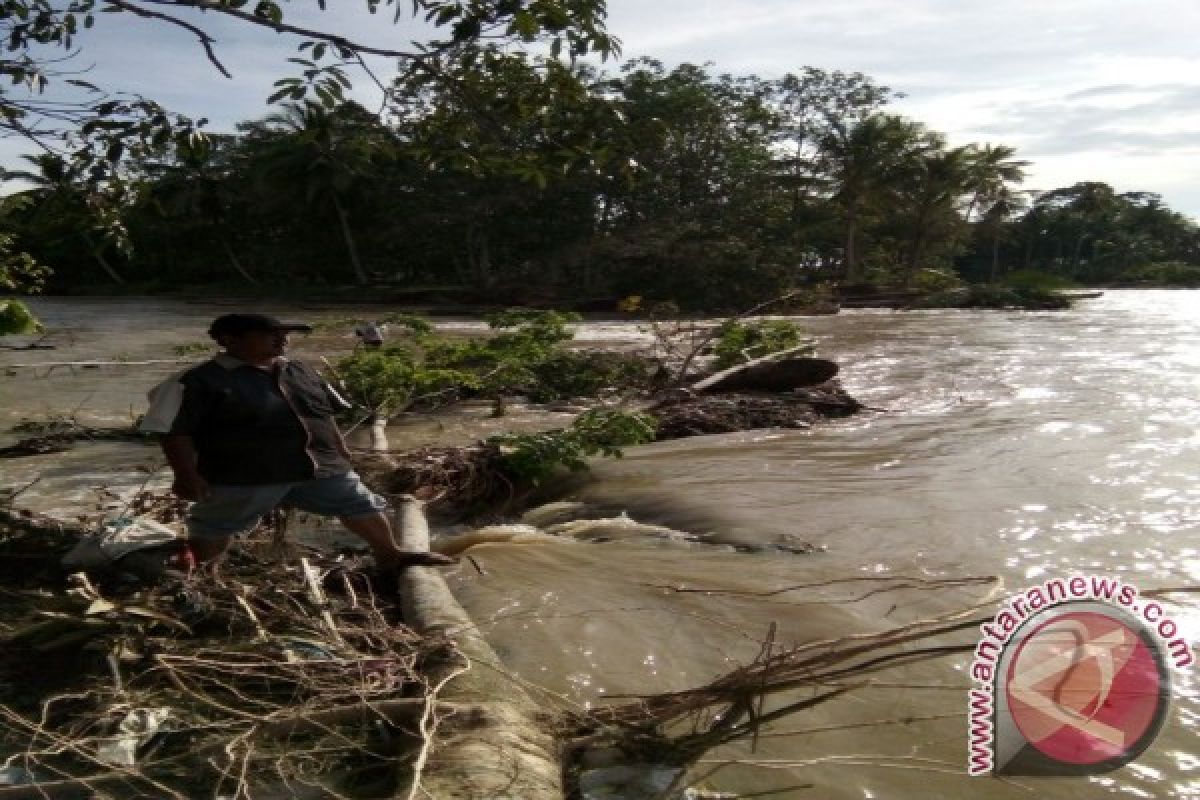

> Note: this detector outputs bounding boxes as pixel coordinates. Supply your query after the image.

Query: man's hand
[172,473,212,502]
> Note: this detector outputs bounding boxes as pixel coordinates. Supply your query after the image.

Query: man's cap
[208,313,313,339]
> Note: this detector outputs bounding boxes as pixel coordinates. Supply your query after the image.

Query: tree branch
[129,0,427,60]
[106,0,232,79]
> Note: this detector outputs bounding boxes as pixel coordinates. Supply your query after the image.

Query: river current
[1,292,1197,798]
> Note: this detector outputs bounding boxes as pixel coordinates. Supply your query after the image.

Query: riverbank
[22,274,1093,314]
[0,319,877,797]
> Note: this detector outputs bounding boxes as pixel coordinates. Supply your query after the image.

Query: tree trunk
[219,237,257,284]
[904,227,927,287]
[843,202,862,284]
[990,234,1001,282]
[331,193,368,285]
[474,225,493,288]
[395,499,563,799]
[80,233,124,285]
[1071,233,1087,271]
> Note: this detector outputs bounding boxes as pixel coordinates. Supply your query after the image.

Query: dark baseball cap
[208,313,313,339]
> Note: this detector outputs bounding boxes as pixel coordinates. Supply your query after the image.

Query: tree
[0,0,620,249]
[136,134,257,283]
[892,141,974,284]
[240,102,395,284]
[817,113,927,283]
[389,46,617,290]
[976,186,1029,281]
[2,153,128,283]
[963,144,1028,223]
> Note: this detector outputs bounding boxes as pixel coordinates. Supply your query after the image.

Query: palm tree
[3,154,126,284]
[241,102,390,285]
[963,144,1029,223]
[893,142,975,284]
[140,135,257,283]
[817,113,928,283]
[978,187,1029,281]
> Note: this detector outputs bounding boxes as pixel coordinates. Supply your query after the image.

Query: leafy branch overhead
[0,0,619,184]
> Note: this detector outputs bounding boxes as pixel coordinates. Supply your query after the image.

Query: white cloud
[607,0,1200,218]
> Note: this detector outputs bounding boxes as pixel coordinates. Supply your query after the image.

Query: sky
[4,0,1199,218]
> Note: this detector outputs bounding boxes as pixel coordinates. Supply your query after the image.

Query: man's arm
[160,434,211,501]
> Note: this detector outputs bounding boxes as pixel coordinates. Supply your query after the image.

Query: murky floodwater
[2,293,1198,798]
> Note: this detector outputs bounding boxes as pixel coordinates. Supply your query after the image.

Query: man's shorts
[187,471,387,540]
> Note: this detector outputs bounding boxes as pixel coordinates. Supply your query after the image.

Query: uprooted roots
[2,505,1006,800]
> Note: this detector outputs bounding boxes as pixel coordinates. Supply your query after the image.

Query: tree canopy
[0,6,1196,305]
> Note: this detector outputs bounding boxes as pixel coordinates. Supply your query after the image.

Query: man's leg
[187,483,291,563]
[189,535,234,562]
[339,512,455,568]
[287,472,455,568]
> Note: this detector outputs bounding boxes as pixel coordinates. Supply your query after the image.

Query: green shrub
[0,299,42,335]
[911,268,965,292]
[335,309,656,414]
[336,346,478,415]
[492,409,658,484]
[713,319,810,369]
[1002,270,1079,291]
[527,351,655,403]
[913,285,1070,310]
[1122,262,1200,287]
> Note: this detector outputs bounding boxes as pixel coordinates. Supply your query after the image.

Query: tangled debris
[0,503,449,799]
[2,499,1017,799]
[0,417,148,458]
[649,384,861,440]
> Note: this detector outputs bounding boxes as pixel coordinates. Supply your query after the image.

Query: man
[140,313,453,569]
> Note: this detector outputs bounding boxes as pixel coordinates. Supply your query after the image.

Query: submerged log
[395,498,564,799]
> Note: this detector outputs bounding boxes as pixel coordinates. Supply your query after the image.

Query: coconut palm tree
[2,154,126,284]
[963,144,1029,223]
[817,113,928,283]
[977,187,1030,281]
[893,142,976,284]
[139,135,257,283]
[241,102,391,285]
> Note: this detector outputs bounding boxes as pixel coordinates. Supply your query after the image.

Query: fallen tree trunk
[394,497,564,799]
[690,347,839,394]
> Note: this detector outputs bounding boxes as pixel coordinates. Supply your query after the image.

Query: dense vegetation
[0,5,1196,309]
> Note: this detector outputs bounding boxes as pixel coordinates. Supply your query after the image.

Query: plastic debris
[96,708,173,767]
[0,759,41,786]
[62,515,183,573]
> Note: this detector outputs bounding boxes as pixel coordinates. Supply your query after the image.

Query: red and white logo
[990,602,1171,775]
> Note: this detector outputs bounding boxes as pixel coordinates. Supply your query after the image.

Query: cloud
[971,84,1200,155]
[602,0,1200,217]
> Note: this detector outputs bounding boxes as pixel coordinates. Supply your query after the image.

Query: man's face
[222,329,289,361]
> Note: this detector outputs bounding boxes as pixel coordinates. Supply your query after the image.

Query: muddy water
[2,293,1198,798]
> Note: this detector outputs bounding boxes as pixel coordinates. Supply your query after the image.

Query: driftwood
[691,353,839,394]
[2,359,192,369]
[394,497,564,799]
